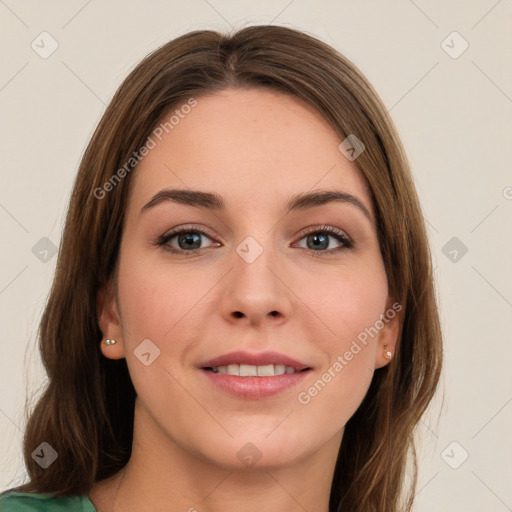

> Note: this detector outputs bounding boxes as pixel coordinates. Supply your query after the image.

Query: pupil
[308,233,328,250]
[179,233,201,250]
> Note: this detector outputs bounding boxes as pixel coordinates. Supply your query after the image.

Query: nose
[219,242,293,328]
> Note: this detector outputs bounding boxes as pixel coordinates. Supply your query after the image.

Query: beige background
[1,1,511,510]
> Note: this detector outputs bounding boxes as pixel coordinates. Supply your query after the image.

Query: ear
[97,279,125,360]
[374,297,402,369]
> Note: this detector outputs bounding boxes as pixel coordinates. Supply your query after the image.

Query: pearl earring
[383,343,392,360]
[104,339,116,346]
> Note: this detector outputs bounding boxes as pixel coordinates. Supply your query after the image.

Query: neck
[90,399,342,512]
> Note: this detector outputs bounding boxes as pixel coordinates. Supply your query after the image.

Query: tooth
[239,364,258,377]
[274,364,286,375]
[257,364,275,376]
[211,363,299,376]
[227,364,240,376]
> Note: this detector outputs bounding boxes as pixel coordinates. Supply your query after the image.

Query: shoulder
[0,490,97,511]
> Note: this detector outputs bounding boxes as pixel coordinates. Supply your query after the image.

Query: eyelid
[298,224,351,240]
[161,224,217,239]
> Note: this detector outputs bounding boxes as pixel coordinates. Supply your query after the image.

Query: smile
[205,364,306,376]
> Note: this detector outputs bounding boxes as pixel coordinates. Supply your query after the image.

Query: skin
[90,87,399,512]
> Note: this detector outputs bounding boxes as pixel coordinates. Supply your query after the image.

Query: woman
[0,24,442,512]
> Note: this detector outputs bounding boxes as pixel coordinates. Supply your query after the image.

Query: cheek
[293,279,382,435]
[115,254,198,419]
[291,260,386,419]
[116,249,206,340]
[297,257,388,347]
[115,248,215,400]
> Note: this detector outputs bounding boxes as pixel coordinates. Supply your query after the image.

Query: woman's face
[100,87,399,470]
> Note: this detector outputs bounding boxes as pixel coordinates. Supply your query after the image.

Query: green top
[0,491,97,511]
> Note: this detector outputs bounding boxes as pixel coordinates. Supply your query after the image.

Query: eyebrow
[140,188,372,221]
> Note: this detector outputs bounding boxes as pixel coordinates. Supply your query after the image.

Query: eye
[155,224,353,256]
[155,226,219,255]
[295,225,353,255]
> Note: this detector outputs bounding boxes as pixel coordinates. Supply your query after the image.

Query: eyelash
[154,224,353,257]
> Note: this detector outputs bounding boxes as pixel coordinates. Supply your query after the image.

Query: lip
[201,368,311,398]
[198,350,312,399]
[198,350,311,372]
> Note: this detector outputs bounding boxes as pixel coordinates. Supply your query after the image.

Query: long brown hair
[7,25,442,511]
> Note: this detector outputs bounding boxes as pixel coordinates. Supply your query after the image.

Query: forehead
[129,87,372,215]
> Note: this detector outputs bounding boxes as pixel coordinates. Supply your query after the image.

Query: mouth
[203,364,310,376]
[198,350,313,398]
[198,349,312,373]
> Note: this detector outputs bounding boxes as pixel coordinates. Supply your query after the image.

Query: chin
[191,426,316,471]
